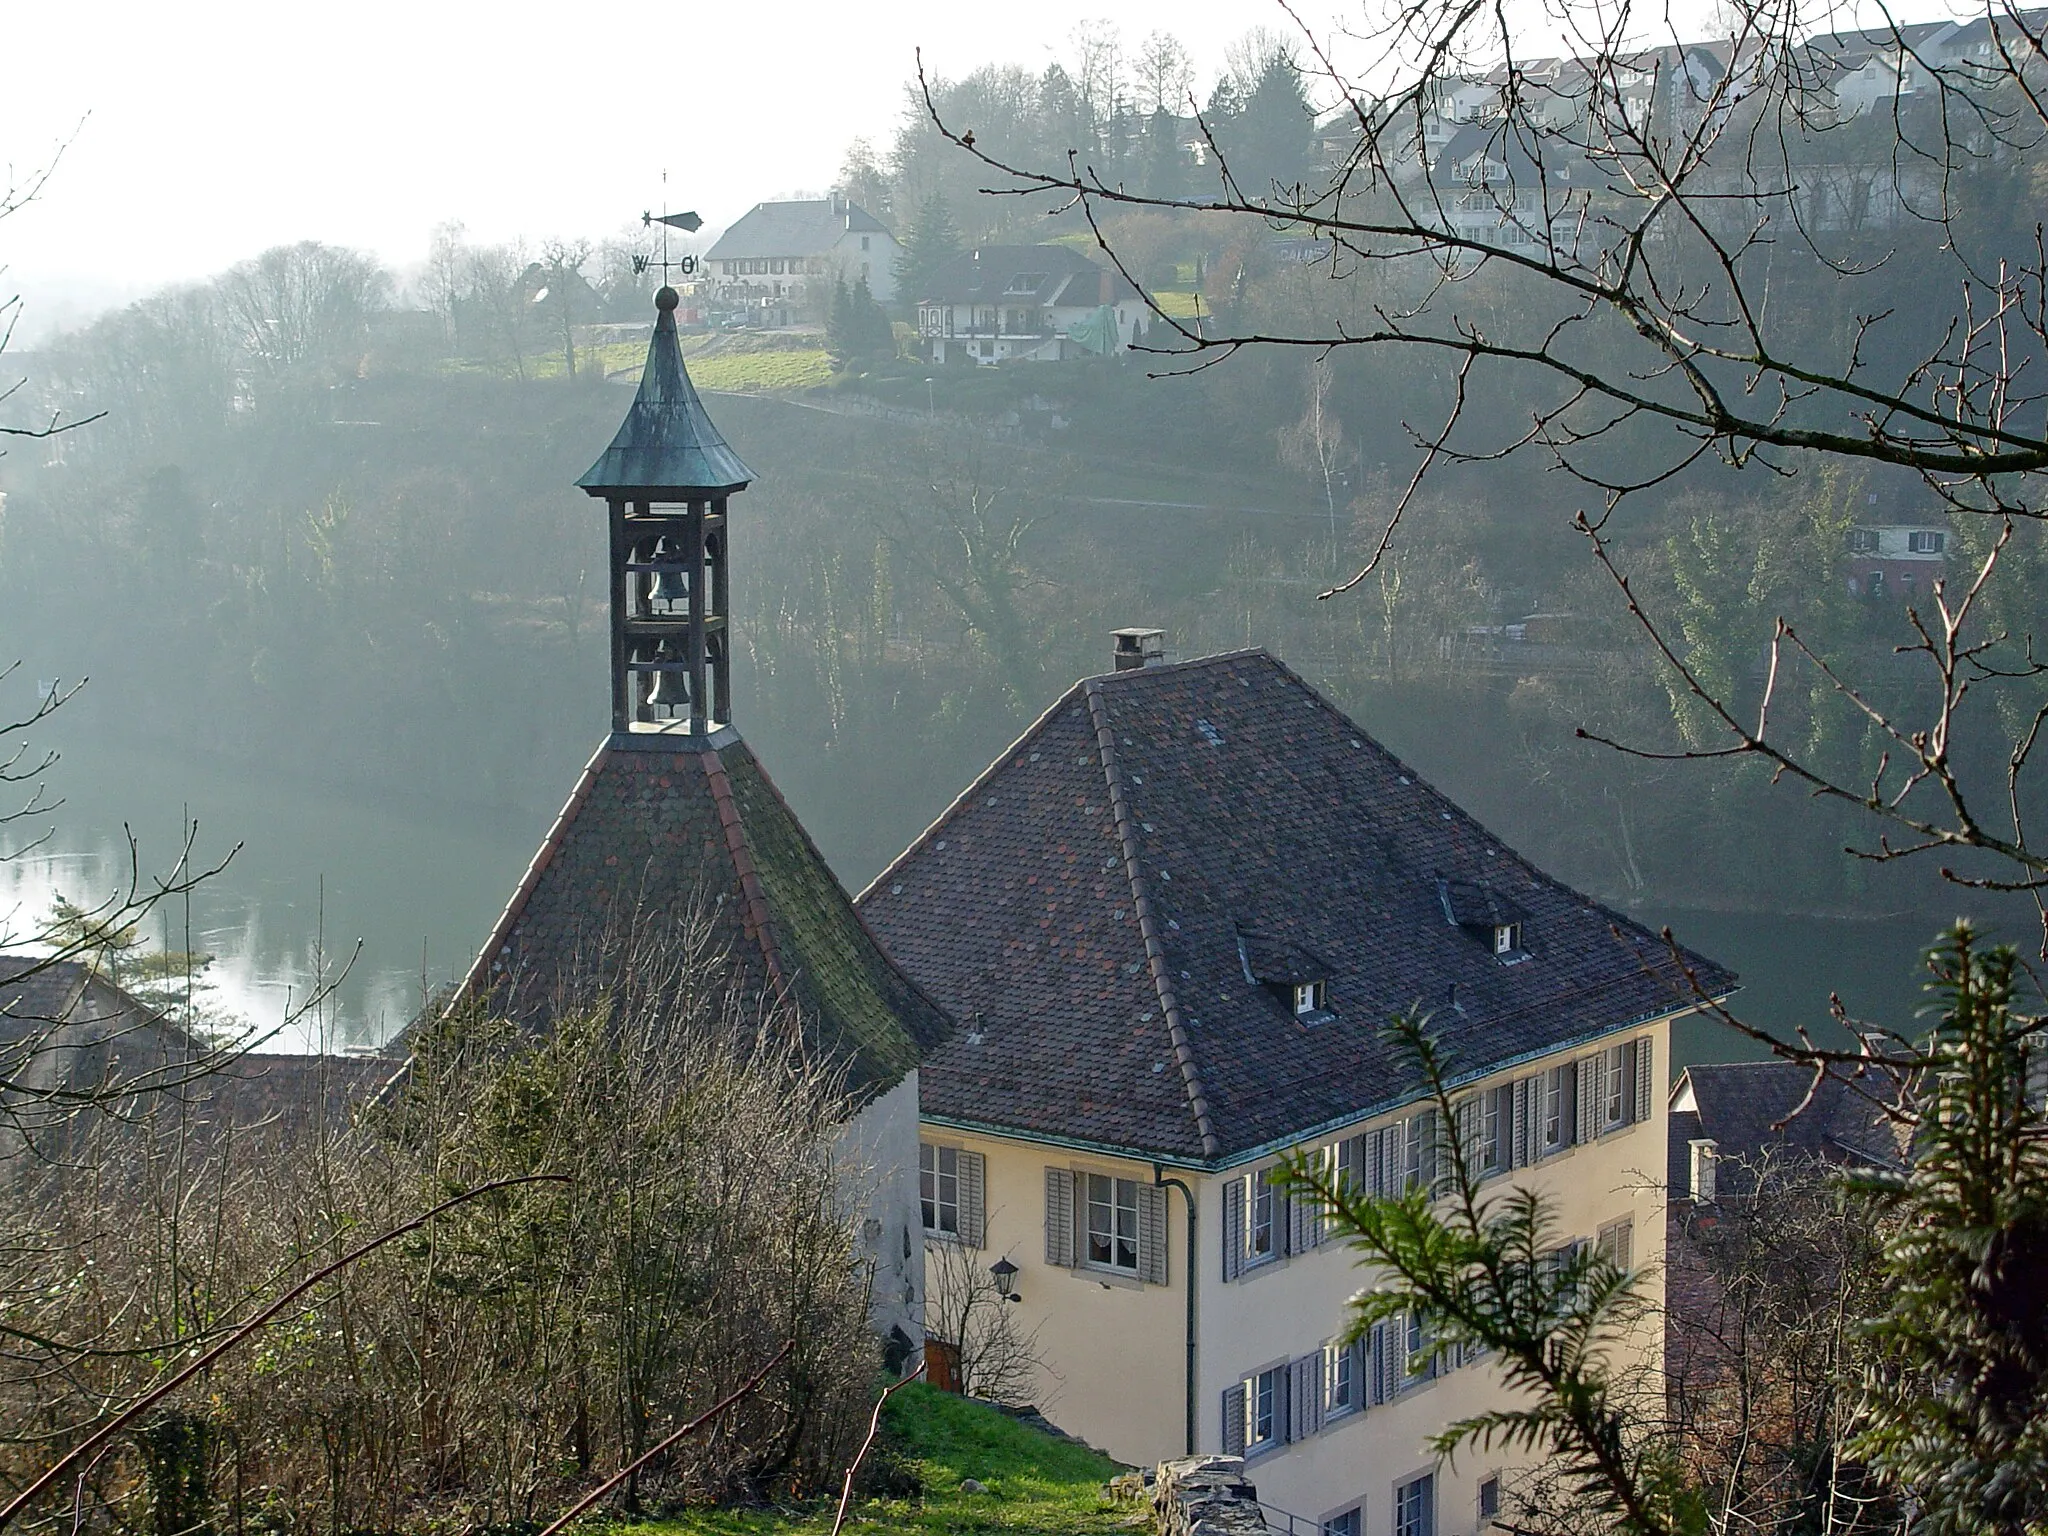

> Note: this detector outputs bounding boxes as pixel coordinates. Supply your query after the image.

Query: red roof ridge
[1083,678,1221,1159]
[458,740,612,1003]
[699,747,789,996]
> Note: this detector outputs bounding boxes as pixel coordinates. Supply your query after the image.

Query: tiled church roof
[856,649,1735,1164]
[454,737,951,1099]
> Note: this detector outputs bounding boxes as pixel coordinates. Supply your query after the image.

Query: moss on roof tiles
[723,747,951,1094]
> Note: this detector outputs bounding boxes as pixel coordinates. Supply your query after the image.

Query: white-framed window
[1086,1172,1140,1272]
[1294,979,1328,1016]
[1323,1506,1362,1536]
[1478,1475,1502,1524]
[1603,1044,1630,1129]
[1327,1337,1359,1416]
[1541,1063,1575,1155]
[1908,529,1945,553]
[1493,921,1521,955]
[921,1142,959,1235]
[1395,1472,1436,1536]
[1847,527,1879,553]
[1249,1364,1284,1452]
[1249,1167,1278,1261]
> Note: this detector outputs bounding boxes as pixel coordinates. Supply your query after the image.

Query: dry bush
[0,920,876,1535]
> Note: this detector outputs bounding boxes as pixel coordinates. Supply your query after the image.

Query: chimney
[1112,628,1167,671]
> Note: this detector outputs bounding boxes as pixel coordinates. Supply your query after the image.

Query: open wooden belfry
[578,285,750,738]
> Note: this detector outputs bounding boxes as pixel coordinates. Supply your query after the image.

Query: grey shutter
[1044,1167,1075,1268]
[1221,1383,1247,1456]
[1138,1182,1170,1285]
[1222,1175,1245,1282]
[1274,1362,1291,1445]
[960,1150,986,1248]
[1576,1056,1600,1145]
[1291,1350,1325,1440]
[1290,1170,1321,1252]
[1634,1035,1655,1123]
[1511,1077,1532,1167]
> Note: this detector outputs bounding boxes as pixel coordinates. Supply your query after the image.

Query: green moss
[617,1385,1127,1536]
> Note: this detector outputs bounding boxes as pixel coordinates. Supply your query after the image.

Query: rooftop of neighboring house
[1669,1058,1906,1199]
[915,246,1143,310]
[0,953,394,1138]
[706,196,893,261]
[857,647,1735,1165]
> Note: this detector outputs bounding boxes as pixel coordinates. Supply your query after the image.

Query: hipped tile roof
[857,649,1735,1164]
[454,736,951,1098]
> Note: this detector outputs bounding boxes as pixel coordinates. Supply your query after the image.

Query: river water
[0,735,2019,1063]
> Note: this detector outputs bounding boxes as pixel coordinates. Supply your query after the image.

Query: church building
[455,285,953,1346]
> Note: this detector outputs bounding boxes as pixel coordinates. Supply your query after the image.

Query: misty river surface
[0,734,2000,1063]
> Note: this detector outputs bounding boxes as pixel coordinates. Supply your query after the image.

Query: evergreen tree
[1233,49,1315,198]
[892,193,964,310]
[826,277,856,370]
[853,275,896,364]
[1144,106,1191,201]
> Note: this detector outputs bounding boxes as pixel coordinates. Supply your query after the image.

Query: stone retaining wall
[1118,1456,1267,1536]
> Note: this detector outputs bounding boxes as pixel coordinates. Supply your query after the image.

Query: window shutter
[1221,1383,1247,1456]
[1138,1182,1170,1285]
[1290,1168,1321,1252]
[1222,1175,1245,1282]
[1634,1035,1655,1123]
[1511,1076,1532,1167]
[1291,1350,1325,1440]
[1576,1056,1599,1145]
[1044,1167,1075,1268]
[960,1150,986,1248]
[1274,1361,1292,1446]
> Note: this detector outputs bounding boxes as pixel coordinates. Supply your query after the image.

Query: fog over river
[0,729,1989,1066]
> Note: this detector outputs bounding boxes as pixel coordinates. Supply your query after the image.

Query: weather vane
[636,170,704,286]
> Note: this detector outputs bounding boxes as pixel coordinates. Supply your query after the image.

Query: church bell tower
[577,285,754,739]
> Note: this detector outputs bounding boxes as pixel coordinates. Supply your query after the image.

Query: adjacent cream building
[859,638,1730,1536]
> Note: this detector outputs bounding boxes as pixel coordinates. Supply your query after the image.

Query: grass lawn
[1148,292,1209,320]
[617,1384,1130,1536]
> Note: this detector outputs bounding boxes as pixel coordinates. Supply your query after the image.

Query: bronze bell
[646,561,690,612]
[643,664,689,715]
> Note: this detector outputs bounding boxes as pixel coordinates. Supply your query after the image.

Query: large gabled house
[915,246,1146,364]
[705,196,901,325]
[856,635,1733,1533]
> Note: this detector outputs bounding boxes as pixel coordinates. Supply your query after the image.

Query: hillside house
[1664,1062,1903,1439]
[915,246,1145,364]
[857,633,1734,1531]
[705,196,901,325]
[1844,521,1948,598]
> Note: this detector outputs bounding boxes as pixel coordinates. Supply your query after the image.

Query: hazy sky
[2,0,1298,331]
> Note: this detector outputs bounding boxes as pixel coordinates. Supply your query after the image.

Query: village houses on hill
[915,245,1147,363]
[857,629,1734,1533]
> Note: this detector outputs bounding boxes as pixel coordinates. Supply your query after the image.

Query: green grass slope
[621,1384,1129,1536]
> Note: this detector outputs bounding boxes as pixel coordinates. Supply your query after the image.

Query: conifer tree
[892,194,964,310]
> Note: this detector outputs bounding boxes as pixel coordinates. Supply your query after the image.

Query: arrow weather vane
[637,170,705,285]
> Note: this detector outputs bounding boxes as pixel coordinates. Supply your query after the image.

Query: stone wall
[1127,1456,1268,1536]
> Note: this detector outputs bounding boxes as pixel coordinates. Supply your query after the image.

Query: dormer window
[1294,980,1328,1017]
[1493,922,1521,956]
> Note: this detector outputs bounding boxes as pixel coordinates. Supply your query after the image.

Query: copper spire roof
[577,287,754,497]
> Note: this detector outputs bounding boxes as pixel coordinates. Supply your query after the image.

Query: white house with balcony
[915,246,1145,364]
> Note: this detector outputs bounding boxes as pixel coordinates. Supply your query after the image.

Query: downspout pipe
[1155,1166,1198,1455]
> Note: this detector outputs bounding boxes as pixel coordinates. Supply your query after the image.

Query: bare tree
[923,1232,1044,1405]
[923,0,2048,936]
